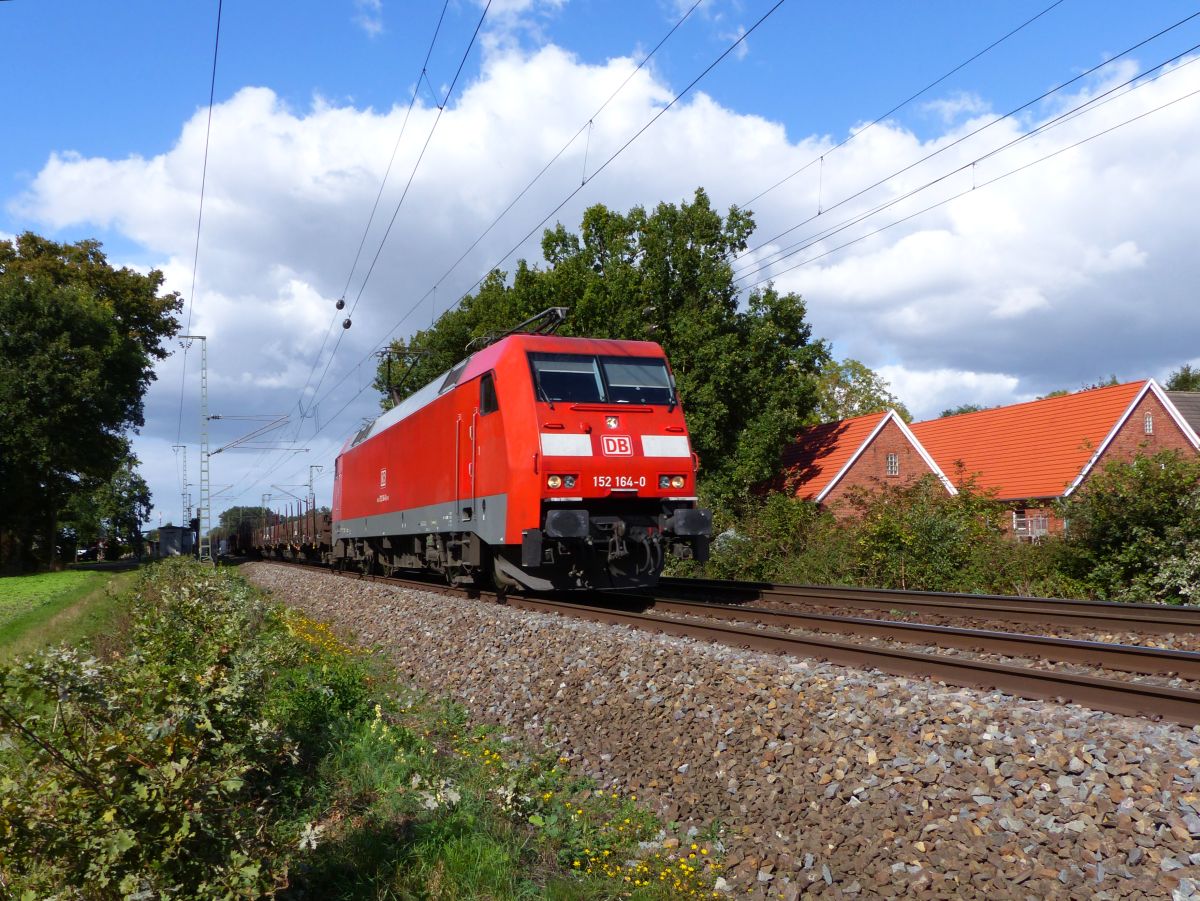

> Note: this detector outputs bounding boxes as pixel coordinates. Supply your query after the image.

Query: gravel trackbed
[244,563,1200,900]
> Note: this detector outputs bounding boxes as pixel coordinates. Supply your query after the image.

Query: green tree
[1058,449,1200,602]
[208,505,273,543]
[1166,363,1200,391]
[939,403,987,418]
[375,189,828,503]
[814,358,910,422]
[0,233,181,570]
[60,445,152,557]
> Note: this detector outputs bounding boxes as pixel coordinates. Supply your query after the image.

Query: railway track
[655,576,1200,634]
[255,561,1200,726]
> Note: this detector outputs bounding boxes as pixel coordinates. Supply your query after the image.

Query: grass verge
[0,568,136,661]
[0,560,725,899]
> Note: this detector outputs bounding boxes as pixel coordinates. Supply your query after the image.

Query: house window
[1144,411,1154,435]
[1013,508,1049,541]
[885,453,899,476]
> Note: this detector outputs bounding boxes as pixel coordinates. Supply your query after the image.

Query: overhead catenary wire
[738,0,1070,210]
[260,42,1200,499]
[732,8,1200,269]
[175,0,224,445]
[733,45,1200,286]
[238,0,724,501]
[229,6,1192,507]
[292,0,452,422]
[283,0,793,437]
[298,0,492,421]
[392,0,706,331]
[740,84,1200,293]
[264,76,1200,498]
[224,0,713,506]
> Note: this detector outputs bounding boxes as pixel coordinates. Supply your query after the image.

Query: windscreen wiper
[535,377,555,410]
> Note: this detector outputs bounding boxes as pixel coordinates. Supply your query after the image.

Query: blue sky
[4,0,1200,522]
[7,0,1197,233]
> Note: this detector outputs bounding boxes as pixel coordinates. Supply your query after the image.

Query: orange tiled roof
[909,381,1147,500]
[780,411,889,500]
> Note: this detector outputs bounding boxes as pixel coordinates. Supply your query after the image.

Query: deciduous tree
[375,189,828,503]
[1166,363,1200,391]
[0,233,180,570]
[813,358,911,423]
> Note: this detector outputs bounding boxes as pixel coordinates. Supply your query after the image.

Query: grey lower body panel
[335,493,508,546]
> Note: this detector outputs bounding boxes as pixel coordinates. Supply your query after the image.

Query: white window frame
[1144,411,1154,435]
[885,452,899,477]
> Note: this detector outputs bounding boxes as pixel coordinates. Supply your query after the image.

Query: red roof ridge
[911,379,1147,427]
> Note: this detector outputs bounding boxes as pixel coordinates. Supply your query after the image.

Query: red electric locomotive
[331,312,711,590]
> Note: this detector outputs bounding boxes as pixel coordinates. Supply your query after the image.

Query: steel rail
[655,577,1200,634]
[255,561,1200,723]
[630,596,1200,679]
[504,596,1200,726]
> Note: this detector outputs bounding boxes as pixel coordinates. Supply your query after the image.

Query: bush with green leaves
[0,560,728,899]
[1058,449,1200,603]
[695,478,1086,597]
[0,559,369,897]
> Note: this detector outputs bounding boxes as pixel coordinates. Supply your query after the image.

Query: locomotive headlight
[563,475,577,488]
[670,475,686,489]
[547,475,563,489]
[659,475,670,488]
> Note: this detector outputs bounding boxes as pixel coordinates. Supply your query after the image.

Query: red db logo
[601,435,633,456]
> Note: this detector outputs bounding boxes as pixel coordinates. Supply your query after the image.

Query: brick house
[782,380,1200,535]
[779,409,956,515]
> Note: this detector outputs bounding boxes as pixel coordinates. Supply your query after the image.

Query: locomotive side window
[480,372,499,414]
[530,353,605,403]
[601,357,674,405]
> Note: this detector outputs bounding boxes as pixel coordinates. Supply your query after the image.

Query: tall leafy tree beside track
[60,444,153,557]
[0,233,181,570]
[813,358,911,423]
[374,189,828,503]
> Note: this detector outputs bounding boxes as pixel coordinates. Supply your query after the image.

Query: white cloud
[922,91,990,124]
[353,0,384,38]
[11,44,1200,521]
[878,366,1027,421]
[719,25,748,61]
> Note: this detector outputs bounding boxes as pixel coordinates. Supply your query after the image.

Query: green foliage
[1057,449,1200,603]
[0,561,727,898]
[208,505,272,543]
[939,403,988,418]
[699,480,1084,597]
[813,358,911,423]
[1166,363,1200,391]
[60,446,152,557]
[0,233,181,571]
[691,492,838,583]
[0,560,354,896]
[375,189,828,503]
[1039,376,1121,400]
[844,475,1008,592]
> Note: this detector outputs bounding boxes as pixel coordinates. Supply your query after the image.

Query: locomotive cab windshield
[529,352,675,405]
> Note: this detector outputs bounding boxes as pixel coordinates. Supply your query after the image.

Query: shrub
[1058,449,1200,602]
[0,559,361,896]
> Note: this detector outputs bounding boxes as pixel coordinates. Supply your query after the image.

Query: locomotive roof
[342,333,667,451]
